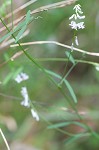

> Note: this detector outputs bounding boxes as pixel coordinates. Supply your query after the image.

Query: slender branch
[1,0,37,20]
[10,40,99,57]
[0,128,10,150]
[0,0,77,33]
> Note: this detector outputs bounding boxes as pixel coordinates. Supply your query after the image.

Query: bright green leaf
[15,25,26,43]
[64,79,77,103]
[48,121,87,130]
[65,51,75,65]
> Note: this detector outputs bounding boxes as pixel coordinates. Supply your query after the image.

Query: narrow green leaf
[15,25,26,42]
[45,69,61,79]
[0,21,26,43]
[47,122,71,129]
[12,67,23,79]
[3,72,14,85]
[65,134,84,145]
[15,10,32,42]
[65,51,75,65]
[25,10,31,24]
[46,69,77,103]
[0,11,33,43]
[48,121,87,130]
[64,79,77,103]
[0,31,12,43]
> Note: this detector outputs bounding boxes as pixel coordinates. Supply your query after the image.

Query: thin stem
[11,0,14,30]
[60,50,75,85]
[10,41,99,57]
[0,128,10,150]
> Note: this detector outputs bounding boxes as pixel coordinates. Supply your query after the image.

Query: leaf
[0,32,12,43]
[65,51,75,65]
[47,122,71,129]
[3,72,14,85]
[0,21,26,43]
[15,10,32,42]
[45,69,61,79]
[25,10,31,24]
[15,25,27,43]
[65,134,84,145]
[64,79,77,103]
[46,69,77,103]
[12,67,23,79]
[0,10,33,43]
[0,0,11,16]
[48,121,87,130]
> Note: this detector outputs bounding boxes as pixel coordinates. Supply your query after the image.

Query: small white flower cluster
[69,4,85,45]
[14,72,39,121]
[14,72,29,83]
[95,66,99,71]
[20,86,39,121]
[31,109,39,121]
[21,87,30,107]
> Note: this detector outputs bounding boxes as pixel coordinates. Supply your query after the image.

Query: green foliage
[0,0,11,16]
[0,0,99,150]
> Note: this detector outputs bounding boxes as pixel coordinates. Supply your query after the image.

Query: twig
[10,40,99,57]
[0,128,10,150]
[0,0,77,33]
[1,0,37,20]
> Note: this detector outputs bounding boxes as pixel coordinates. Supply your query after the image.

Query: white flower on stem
[73,4,83,14]
[76,13,85,20]
[95,66,99,71]
[69,14,78,20]
[21,87,30,107]
[75,36,79,46]
[31,109,39,121]
[77,22,85,29]
[14,72,29,83]
[69,4,85,20]
[71,43,74,52]
[69,21,85,30]
[69,4,85,46]
[69,13,85,20]
[69,21,78,30]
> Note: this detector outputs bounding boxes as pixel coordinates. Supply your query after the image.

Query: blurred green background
[0,0,99,150]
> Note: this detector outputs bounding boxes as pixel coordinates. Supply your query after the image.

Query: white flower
[69,4,85,20]
[75,36,79,46]
[14,72,29,83]
[31,109,39,121]
[95,66,99,71]
[73,4,83,14]
[77,22,85,29]
[71,43,74,52]
[76,13,85,20]
[69,21,78,30]
[69,14,78,20]
[69,13,85,20]
[69,21,85,30]
[69,4,85,46]
[21,87,30,107]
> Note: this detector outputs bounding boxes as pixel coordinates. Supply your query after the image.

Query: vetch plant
[21,86,39,121]
[14,71,39,121]
[0,0,99,148]
[31,109,39,121]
